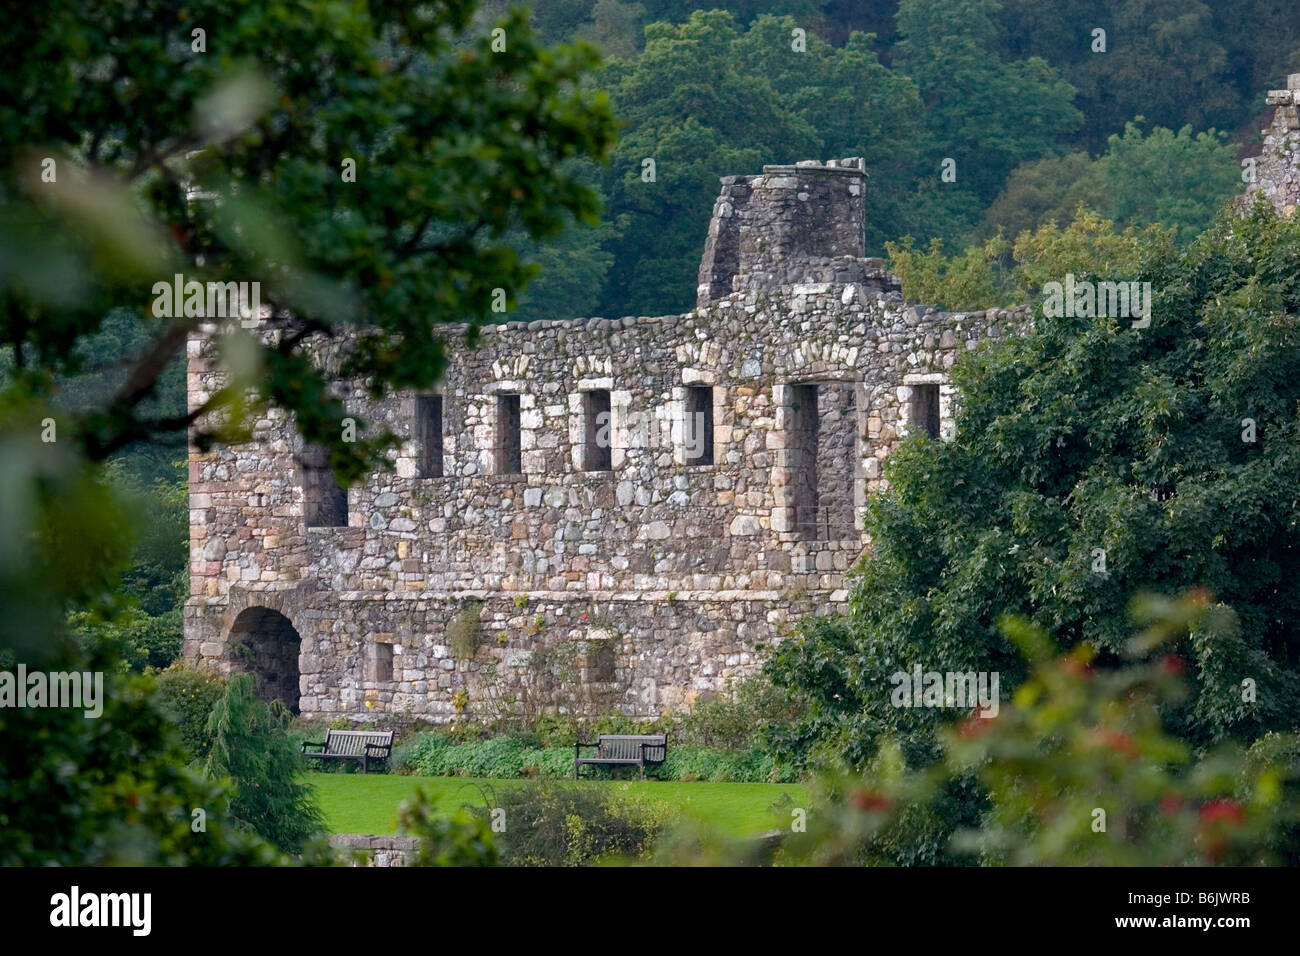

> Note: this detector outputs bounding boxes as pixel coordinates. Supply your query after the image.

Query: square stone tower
[697,158,869,307]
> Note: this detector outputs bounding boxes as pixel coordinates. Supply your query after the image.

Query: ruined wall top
[1245,73,1300,217]
[696,157,891,308]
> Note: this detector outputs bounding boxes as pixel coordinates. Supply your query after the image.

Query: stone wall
[1244,74,1300,217]
[184,158,1031,721]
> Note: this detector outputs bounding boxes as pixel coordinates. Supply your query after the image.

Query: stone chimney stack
[1244,73,1300,217]
[696,158,869,307]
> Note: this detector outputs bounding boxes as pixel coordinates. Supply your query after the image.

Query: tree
[68,460,188,671]
[772,201,1300,775]
[1055,0,1236,154]
[594,11,927,316]
[735,16,926,252]
[676,594,1300,866]
[980,124,1241,243]
[885,206,1175,311]
[0,0,615,863]
[893,0,1081,206]
[205,674,326,855]
[1,0,617,483]
[596,11,819,316]
[576,0,650,61]
[0,644,281,866]
[995,0,1245,154]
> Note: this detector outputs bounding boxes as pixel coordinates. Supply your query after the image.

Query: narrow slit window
[790,384,819,539]
[496,394,521,474]
[416,395,443,478]
[303,443,348,528]
[788,382,857,541]
[685,386,714,465]
[366,642,393,682]
[582,389,612,472]
[912,384,941,440]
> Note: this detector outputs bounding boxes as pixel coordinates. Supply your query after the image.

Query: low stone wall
[330,834,420,867]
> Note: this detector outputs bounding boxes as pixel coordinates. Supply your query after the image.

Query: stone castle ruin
[1244,74,1300,215]
[183,76,1300,722]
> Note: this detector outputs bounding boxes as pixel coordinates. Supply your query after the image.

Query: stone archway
[226,607,302,714]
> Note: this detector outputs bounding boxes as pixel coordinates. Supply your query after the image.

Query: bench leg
[362,755,368,774]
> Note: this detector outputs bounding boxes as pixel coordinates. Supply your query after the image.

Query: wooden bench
[301,729,394,773]
[574,733,667,779]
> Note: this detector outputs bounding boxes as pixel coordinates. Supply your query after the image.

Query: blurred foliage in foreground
[658,593,1300,866]
[388,593,1300,866]
[0,0,614,865]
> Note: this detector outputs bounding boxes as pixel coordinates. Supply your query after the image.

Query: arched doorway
[226,607,302,714]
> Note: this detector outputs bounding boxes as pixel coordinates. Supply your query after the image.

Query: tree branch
[111,316,198,412]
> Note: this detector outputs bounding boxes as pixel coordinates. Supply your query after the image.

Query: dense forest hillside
[494,0,1299,322]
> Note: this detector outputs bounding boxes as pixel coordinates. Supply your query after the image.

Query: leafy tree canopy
[1,0,617,485]
[893,0,1081,204]
[981,123,1242,243]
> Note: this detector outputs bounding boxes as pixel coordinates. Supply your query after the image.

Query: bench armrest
[301,741,327,753]
[364,742,391,755]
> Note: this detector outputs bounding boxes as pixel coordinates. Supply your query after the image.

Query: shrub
[398,788,500,867]
[153,662,226,763]
[471,781,666,865]
[0,643,284,866]
[69,606,184,673]
[593,714,666,737]
[448,601,484,661]
[533,715,580,748]
[389,726,791,782]
[653,746,788,783]
[709,595,1300,866]
[675,675,806,751]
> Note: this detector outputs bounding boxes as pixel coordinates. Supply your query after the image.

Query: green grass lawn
[309,773,808,838]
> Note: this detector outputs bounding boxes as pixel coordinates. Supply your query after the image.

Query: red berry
[1198,797,1244,826]
[1159,654,1186,675]
[849,790,891,812]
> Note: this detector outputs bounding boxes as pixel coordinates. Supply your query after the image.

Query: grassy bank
[309,773,808,838]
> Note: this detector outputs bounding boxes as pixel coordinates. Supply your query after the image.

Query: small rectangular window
[581,389,612,472]
[303,443,348,528]
[685,386,714,465]
[912,384,941,440]
[496,394,521,474]
[416,396,443,478]
[585,640,616,682]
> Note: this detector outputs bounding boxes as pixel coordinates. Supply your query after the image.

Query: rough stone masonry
[184,80,1300,723]
[1243,73,1300,217]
